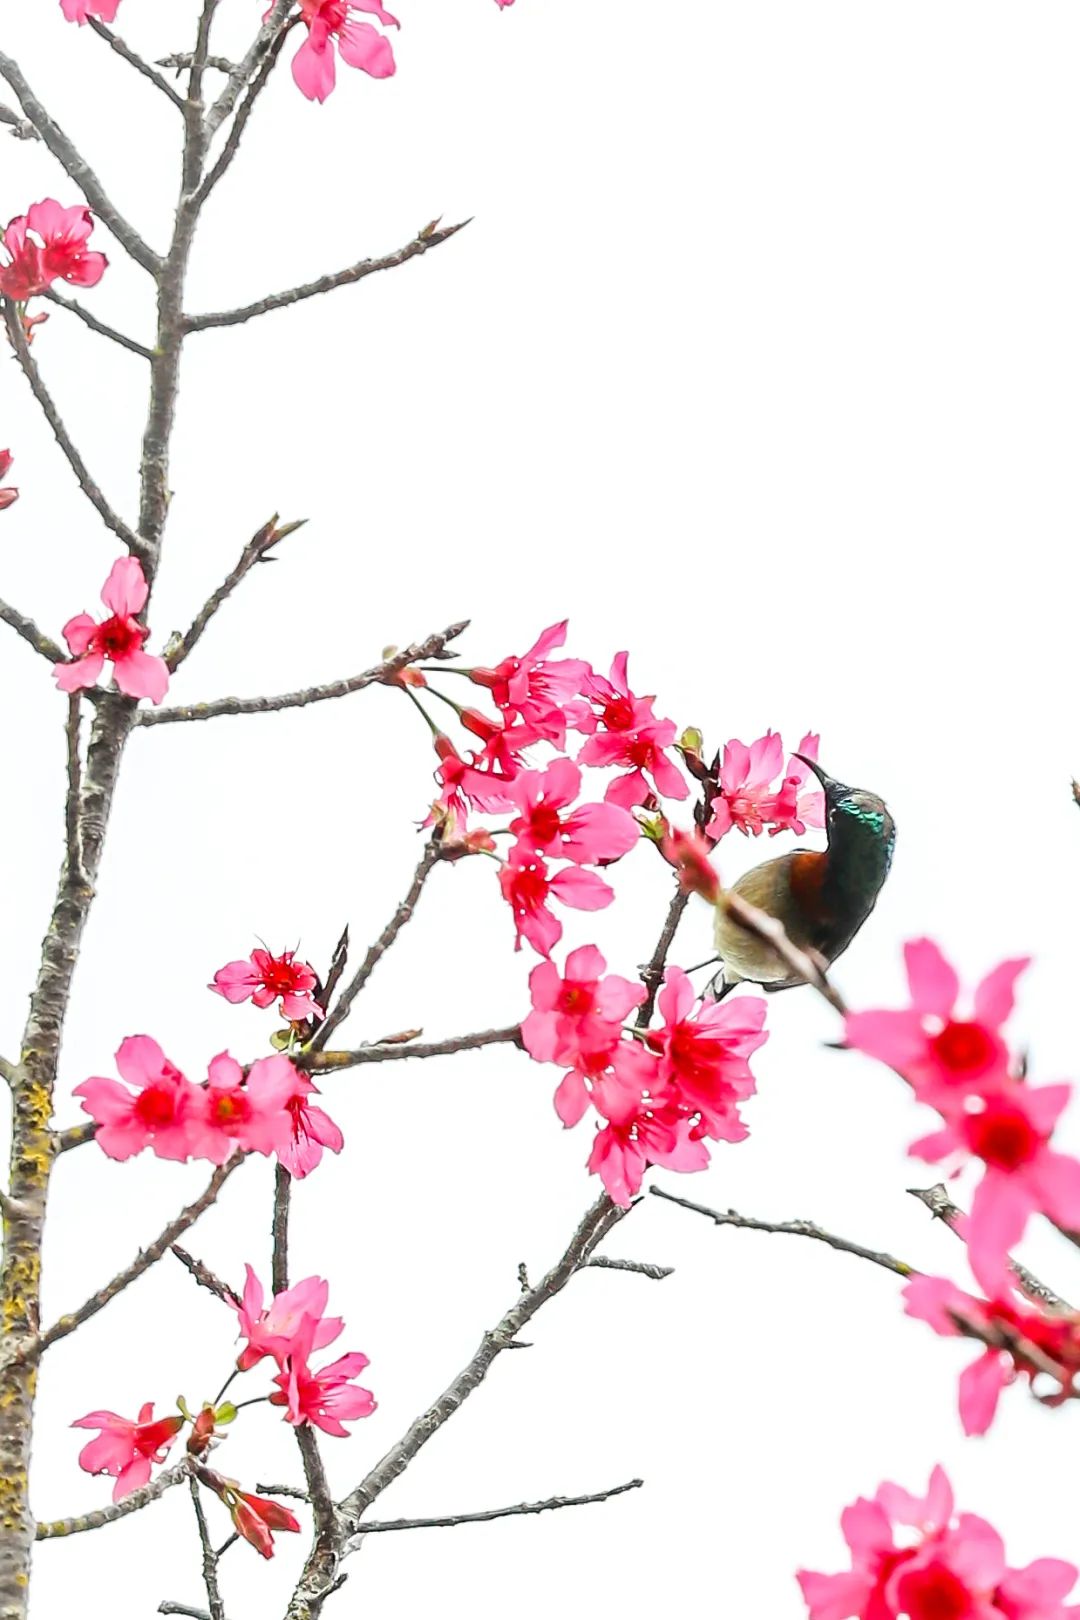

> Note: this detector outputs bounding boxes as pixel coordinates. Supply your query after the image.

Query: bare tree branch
[3,302,142,554]
[170,1245,239,1307]
[308,843,443,1053]
[86,20,186,110]
[36,1460,193,1539]
[188,1479,225,1620]
[907,1183,1073,1313]
[721,890,848,1015]
[347,1478,643,1543]
[0,53,161,273]
[42,287,154,361]
[205,0,293,137]
[184,222,469,333]
[157,54,240,77]
[650,1185,914,1279]
[196,22,295,207]
[159,1606,218,1620]
[64,696,85,887]
[167,514,305,672]
[0,598,65,664]
[0,103,36,141]
[0,1155,245,1375]
[585,1256,674,1281]
[136,619,469,726]
[636,882,689,1026]
[306,1025,523,1073]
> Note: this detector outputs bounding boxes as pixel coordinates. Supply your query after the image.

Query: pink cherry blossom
[270,1316,376,1436]
[994,1560,1080,1619]
[910,1084,1080,1295]
[61,0,123,20]
[902,1273,1080,1435]
[233,1264,344,1371]
[277,1067,345,1178]
[291,0,399,102]
[73,1036,206,1161]
[574,653,689,808]
[470,621,591,750]
[498,848,613,955]
[508,758,639,866]
[0,200,107,301]
[521,945,645,1066]
[770,732,827,835]
[650,967,767,1141]
[845,939,1027,1111]
[72,1404,183,1502]
[196,1053,298,1162]
[54,557,168,704]
[587,1084,709,1207]
[0,450,17,512]
[554,1031,658,1132]
[431,733,517,824]
[210,947,322,1022]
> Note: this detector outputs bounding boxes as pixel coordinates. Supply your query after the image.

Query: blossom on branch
[587,1086,709,1207]
[469,621,590,750]
[0,450,17,512]
[649,966,767,1142]
[198,1053,300,1162]
[902,1273,1080,1435]
[291,0,399,102]
[72,1404,183,1502]
[845,939,1028,1109]
[704,730,825,841]
[0,199,107,301]
[521,945,645,1067]
[660,825,721,902]
[234,1265,344,1371]
[572,653,689,807]
[60,0,122,20]
[797,1465,1080,1619]
[229,1490,302,1558]
[210,947,322,1022]
[508,759,639,866]
[270,1316,376,1436]
[910,1082,1080,1295]
[277,1067,345,1178]
[54,557,169,704]
[74,1036,205,1161]
[498,847,613,955]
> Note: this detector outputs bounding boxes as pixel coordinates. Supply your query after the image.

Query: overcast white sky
[3,2,1080,1616]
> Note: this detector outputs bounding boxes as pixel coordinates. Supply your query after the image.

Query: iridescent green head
[792,754,896,860]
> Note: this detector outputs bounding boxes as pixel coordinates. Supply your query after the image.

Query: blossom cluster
[522,950,766,1205]
[798,1466,1080,1619]
[845,940,1080,1296]
[75,1033,341,1178]
[0,198,107,302]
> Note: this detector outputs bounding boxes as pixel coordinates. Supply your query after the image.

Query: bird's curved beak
[792,753,849,803]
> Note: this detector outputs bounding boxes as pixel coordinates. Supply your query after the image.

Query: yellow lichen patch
[1,1254,42,1335]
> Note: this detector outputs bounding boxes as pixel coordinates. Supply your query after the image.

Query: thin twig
[254,1484,310,1503]
[907,1184,1073,1313]
[0,1155,245,1374]
[196,23,294,208]
[136,619,469,726]
[86,20,186,110]
[170,1245,239,1307]
[0,598,65,664]
[41,288,153,361]
[348,1479,643,1543]
[159,1606,216,1620]
[3,303,141,554]
[336,1191,630,1533]
[721,890,848,1015]
[0,103,37,140]
[36,1459,193,1539]
[650,1186,914,1278]
[0,53,161,273]
[157,54,240,77]
[308,844,442,1053]
[184,222,470,332]
[55,1122,97,1153]
[585,1256,674,1281]
[635,883,689,1027]
[168,514,305,672]
[188,1479,226,1620]
[271,1164,291,1296]
[306,1025,523,1073]
[205,0,293,137]
[64,696,84,886]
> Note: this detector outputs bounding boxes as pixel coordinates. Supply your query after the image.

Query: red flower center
[260,959,302,997]
[211,1092,249,1125]
[509,862,548,911]
[968,1105,1040,1170]
[527,805,562,846]
[560,984,594,1016]
[601,696,635,731]
[134,1083,177,1129]
[930,1019,995,1076]
[895,1563,971,1620]
[626,736,657,769]
[94,613,145,662]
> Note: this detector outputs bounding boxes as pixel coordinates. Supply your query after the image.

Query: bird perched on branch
[711,756,895,995]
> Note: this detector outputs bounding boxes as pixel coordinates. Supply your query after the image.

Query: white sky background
[2,2,1080,1615]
